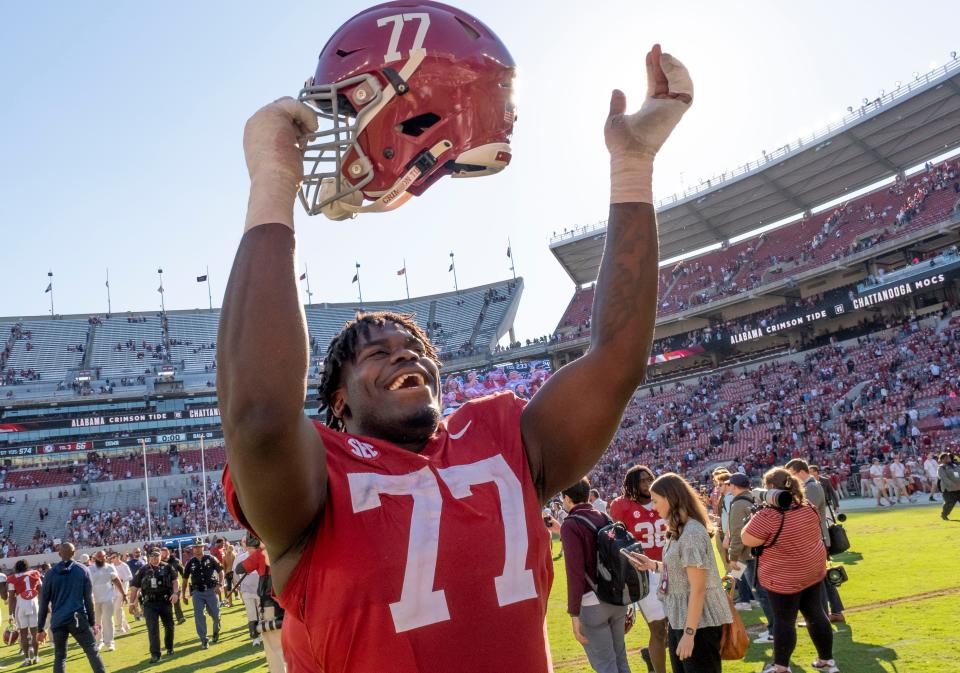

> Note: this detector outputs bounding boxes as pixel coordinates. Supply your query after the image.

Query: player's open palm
[605,44,693,160]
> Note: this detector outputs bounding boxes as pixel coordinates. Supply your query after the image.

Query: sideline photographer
[725,474,774,643]
[235,536,285,673]
[938,452,960,520]
[786,460,845,624]
[741,468,839,673]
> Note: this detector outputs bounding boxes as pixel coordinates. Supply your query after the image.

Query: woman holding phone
[624,473,731,673]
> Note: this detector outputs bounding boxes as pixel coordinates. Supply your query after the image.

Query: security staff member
[182,538,224,649]
[159,546,187,625]
[129,549,180,664]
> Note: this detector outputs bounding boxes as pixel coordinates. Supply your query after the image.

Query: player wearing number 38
[623,474,732,673]
[217,2,692,672]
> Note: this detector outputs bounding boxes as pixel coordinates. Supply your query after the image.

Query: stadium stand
[555,158,960,331]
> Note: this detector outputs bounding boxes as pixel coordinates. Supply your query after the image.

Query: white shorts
[637,570,666,623]
[16,598,39,629]
[894,477,907,489]
[873,478,886,491]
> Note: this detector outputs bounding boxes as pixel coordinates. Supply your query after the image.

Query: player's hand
[606,44,692,204]
[183,594,190,605]
[676,631,695,660]
[571,616,589,645]
[606,43,692,157]
[243,97,319,231]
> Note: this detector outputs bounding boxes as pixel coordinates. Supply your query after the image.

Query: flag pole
[508,237,516,281]
[200,436,210,537]
[303,264,313,305]
[449,252,459,293]
[403,258,410,300]
[106,268,112,316]
[355,262,363,304]
[140,439,154,542]
[206,266,213,311]
[47,271,55,316]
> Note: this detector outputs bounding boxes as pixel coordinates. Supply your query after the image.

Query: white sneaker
[753,631,775,644]
[760,665,791,673]
[106,643,116,651]
[811,659,840,672]
[750,600,761,608]
[251,637,262,647]
[734,601,752,610]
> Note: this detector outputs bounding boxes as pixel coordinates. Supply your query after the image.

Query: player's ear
[332,390,350,423]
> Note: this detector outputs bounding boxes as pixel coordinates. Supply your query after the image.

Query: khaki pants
[261,605,286,673]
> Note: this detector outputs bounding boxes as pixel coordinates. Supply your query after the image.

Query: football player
[218,2,692,670]
[610,465,670,673]
[8,559,42,666]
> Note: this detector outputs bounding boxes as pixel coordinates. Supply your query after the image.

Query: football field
[2,504,955,673]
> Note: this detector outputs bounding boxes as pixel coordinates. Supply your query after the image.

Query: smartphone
[543,516,552,528]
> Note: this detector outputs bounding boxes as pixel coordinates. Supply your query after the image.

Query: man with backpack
[560,477,640,673]
[726,473,775,643]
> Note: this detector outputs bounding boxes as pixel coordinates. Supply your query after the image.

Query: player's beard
[365,404,440,450]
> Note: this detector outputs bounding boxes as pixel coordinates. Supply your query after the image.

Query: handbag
[826,503,850,556]
[719,575,749,660]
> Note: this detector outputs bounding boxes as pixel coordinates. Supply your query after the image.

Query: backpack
[569,513,648,606]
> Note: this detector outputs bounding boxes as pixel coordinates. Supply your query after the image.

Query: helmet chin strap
[321,140,452,221]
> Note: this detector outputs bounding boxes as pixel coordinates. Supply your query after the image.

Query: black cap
[728,473,750,488]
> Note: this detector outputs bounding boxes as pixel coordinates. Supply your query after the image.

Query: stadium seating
[90,315,165,379]
[555,159,960,332]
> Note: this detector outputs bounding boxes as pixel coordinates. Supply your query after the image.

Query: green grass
[2,505,956,672]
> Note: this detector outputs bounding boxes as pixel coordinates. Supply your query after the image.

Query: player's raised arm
[522,45,693,500]
[217,98,327,585]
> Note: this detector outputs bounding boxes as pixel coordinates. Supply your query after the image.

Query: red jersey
[609,496,668,562]
[240,548,267,577]
[8,570,41,601]
[210,546,224,563]
[224,392,554,673]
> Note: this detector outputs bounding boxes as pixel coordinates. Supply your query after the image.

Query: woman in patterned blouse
[624,473,732,673]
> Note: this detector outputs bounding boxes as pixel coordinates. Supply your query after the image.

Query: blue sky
[1,1,957,341]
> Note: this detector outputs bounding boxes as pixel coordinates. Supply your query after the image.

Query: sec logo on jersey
[348,438,379,459]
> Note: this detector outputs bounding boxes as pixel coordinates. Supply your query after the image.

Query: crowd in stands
[442,361,551,411]
[586,310,960,501]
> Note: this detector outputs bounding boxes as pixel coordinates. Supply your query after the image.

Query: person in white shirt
[110,552,133,634]
[88,551,126,651]
[234,536,263,647]
[888,456,915,503]
[868,459,892,507]
[923,453,942,501]
[588,489,608,515]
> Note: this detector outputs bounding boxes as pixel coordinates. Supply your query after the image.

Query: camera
[751,488,792,510]
[826,565,848,587]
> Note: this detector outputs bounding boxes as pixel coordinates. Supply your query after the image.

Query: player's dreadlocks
[623,464,655,502]
[318,311,440,431]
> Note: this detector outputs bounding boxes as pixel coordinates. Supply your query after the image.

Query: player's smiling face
[336,322,442,450]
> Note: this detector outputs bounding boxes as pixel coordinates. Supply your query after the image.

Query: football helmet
[298,1,516,220]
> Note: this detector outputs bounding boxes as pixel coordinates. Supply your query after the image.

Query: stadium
[3,3,960,673]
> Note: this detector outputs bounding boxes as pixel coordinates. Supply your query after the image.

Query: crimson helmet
[3,624,18,647]
[298,1,516,220]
